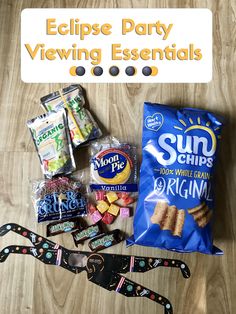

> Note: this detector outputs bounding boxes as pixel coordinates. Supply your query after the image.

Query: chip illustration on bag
[128,102,224,255]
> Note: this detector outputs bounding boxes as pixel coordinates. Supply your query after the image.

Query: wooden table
[0,1,235,313]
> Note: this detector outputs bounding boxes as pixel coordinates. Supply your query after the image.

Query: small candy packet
[32,177,88,223]
[40,84,102,148]
[27,109,75,178]
[88,229,123,252]
[47,218,83,237]
[90,136,138,192]
[72,222,104,246]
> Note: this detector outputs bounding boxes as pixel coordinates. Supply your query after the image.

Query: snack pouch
[27,109,75,178]
[90,137,138,192]
[41,84,102,148]
[32,177,87,223]
[128,103,223,255]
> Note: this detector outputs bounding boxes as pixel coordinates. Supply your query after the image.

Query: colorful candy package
[41,84,102,148]
[128,103,224,255]
[27,109,75,178]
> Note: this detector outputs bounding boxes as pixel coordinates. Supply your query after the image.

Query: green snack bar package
[27,108,75,178]
[40,84,102,148]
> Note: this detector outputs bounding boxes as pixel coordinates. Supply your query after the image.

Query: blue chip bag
[128,103,224,255]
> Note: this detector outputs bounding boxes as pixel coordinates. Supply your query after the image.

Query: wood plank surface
[0,0,235,313]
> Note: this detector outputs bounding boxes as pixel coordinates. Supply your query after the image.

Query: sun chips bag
[128,103,224,255]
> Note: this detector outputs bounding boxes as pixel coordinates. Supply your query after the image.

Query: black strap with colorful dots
[0,223,191,314]
[101,254,190,278]
[109,273,173,314]
[0,223,83,274]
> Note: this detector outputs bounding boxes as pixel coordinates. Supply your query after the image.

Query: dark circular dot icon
[125,66,136,76]
[142,66,152,76]
[93,66,103,76]
[75,66,85,76]
[109,66,120,76]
